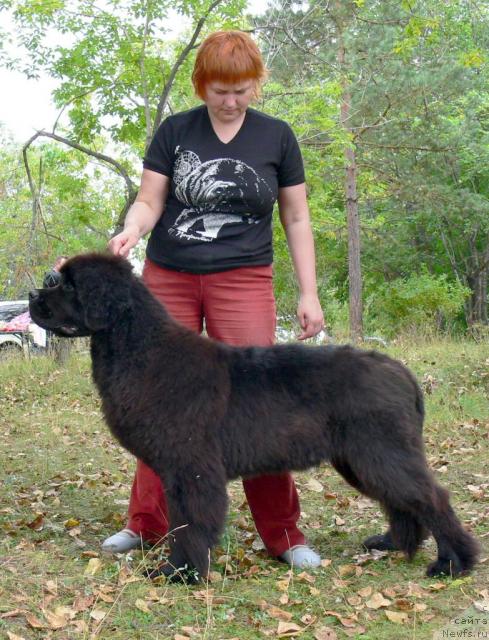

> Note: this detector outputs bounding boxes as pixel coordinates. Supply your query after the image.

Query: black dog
[29,253,479,582]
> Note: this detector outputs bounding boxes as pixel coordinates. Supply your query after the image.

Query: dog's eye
[63,282,75,292]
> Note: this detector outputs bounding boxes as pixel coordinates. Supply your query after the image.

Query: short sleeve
[278,123,305,188]
[143,117,174,176]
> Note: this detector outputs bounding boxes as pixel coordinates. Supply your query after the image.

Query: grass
[0,337,488,640]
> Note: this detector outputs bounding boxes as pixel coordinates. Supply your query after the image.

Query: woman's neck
[207,108,247,144]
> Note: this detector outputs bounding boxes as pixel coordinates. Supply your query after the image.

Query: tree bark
[466,244,489,326]
[337,30,363,341]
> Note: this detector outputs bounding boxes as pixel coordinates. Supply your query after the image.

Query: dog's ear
[75,259,133,331]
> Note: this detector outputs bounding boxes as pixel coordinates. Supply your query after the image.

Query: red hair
[192,31,267,99]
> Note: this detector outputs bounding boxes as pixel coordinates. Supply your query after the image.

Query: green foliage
[0,131,122,297]
[257,0,489,330]
[3,0,247,150]
[366,270,470,336]
[1,0,488,331]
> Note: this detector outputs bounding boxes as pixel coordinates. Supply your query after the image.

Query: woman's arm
[108,169,170,257]
[278,183,324,340]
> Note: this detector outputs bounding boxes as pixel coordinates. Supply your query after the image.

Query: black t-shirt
[143,105,305,274]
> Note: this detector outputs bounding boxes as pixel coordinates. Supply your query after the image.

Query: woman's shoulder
[246,107,293,130]
[164,104,207,126]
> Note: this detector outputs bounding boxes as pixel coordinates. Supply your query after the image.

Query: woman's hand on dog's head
[108,226,141,258]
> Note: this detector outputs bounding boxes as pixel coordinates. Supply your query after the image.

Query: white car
[0,300,47,356]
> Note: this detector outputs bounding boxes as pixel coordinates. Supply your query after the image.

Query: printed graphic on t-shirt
[169,146,273,242]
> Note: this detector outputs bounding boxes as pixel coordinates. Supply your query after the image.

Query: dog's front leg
[148,466,228,584]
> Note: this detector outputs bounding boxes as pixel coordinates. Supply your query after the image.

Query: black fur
[29,253,479,582]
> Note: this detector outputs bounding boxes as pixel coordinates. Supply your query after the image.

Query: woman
[105,31,324,570]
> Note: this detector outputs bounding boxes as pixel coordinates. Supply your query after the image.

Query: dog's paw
[144,562,201,584]
[362,531,398,552]
[426,556,463,578]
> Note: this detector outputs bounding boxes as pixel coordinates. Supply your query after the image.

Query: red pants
[126,258,306,557]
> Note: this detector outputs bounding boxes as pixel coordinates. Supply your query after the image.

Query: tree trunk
[344,140,363,340]
[466,245,489,325]
[338,33,363,341]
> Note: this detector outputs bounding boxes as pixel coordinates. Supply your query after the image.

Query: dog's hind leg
[378,468,479,576]
[148,464,228,584]
[336,452,479,576]
[413,483,480,577]
[377,506,428,558]
[331,458,411,554]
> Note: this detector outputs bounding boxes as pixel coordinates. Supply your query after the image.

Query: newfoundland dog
[29,253,479,582]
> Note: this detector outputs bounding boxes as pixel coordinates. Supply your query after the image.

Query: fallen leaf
[366,592,392,609]
[406,582,429,597]
[54,606,76,621]
[42,608,69,630]
[26,513,44,531]
[394,598,413,611]
[277,621,304,637]
[338,564,356,577]
[305,479,324,492]
[385,610,409,623]
[25,612,47,629]
[193,589,215,604]
[339,617,358,628]
[64,518,80,528]
[135,599,152,614]
[314,627,337,640]
[267,606,293,621]
[44,580,58,595]
[474,599,489,613]
[358,586,372,598]
[342,626,366,637]
[181,626,200,636]
[296,571,315,584]
[73,594,95,611]
[332,578,349,589]
[301,614,316,625]
[118,565,141,585]
[71,620,89,633]
[90,609,107,622]
[0,610,24,619]
[277,579,291,592]
[84,557,102,576]
[7,632,26,640]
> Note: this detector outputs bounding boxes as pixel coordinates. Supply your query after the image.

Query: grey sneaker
[101,528,142,553]
[280,544,321,568]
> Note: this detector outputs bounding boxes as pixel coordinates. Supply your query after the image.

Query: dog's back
[217,342,424,479]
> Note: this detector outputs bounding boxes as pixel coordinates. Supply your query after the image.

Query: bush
[366,271,470,336]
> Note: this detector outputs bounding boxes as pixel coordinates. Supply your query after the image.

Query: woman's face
[204,80,256,124]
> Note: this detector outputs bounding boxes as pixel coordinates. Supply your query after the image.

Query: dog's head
[29,253,134,337]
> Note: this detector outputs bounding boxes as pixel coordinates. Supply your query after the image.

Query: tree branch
[23,130,138,231]
[151,0,227,140]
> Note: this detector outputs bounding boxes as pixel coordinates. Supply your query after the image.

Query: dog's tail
[388,508,428,559]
